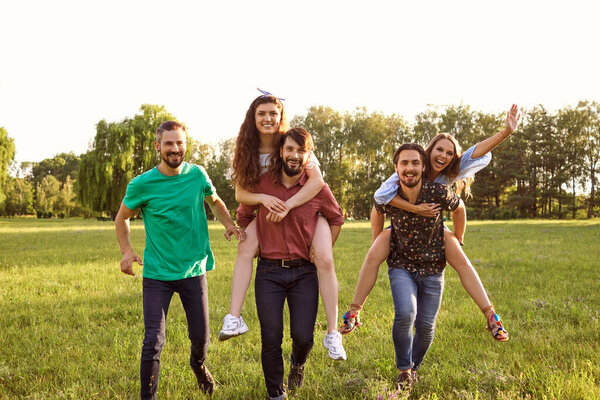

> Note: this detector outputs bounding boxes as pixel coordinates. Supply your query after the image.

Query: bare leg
[351,228,391,307]
[311,216,338,332]
[444,228,492,311]
[340,228,391,335]
[228,219,258,317]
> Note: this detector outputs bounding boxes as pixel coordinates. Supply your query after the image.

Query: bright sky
[1,0,599,163]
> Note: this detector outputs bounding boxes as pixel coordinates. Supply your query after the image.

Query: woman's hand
[504,104,521,135]
[260,194,288,214]
[413,203,441,217]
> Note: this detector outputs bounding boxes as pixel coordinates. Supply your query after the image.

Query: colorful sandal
[340,304,363,335]
[486,312,509,342]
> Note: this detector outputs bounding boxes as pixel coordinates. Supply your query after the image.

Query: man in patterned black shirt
[348,143,466,393]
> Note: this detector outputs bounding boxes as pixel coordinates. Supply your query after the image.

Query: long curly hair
[424,133,474,198]
[231,95,288,189]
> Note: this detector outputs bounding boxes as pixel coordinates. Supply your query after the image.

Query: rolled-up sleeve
[236,203,257,228]
[318,185,344,226]
[455,145,492,182]
[374,173,399,205]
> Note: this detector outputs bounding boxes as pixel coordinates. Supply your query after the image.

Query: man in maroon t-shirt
[237,127,344,400]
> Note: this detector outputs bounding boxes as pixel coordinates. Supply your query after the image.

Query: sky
[1,0,599,163]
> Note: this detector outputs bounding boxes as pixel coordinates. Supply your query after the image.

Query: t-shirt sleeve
[198,166,216,196]
[374,173,399,205]
[122,176,144,210]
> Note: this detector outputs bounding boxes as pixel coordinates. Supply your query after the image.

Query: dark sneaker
[193,364,215,395]
[287,363,305,392]
[395,370,413,393]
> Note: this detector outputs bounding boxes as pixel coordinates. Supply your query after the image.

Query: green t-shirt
[123,162,216,281]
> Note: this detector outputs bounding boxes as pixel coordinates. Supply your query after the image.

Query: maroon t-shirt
[237,171,344,261]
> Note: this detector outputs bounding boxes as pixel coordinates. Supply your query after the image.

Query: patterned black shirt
[374,180,461,276]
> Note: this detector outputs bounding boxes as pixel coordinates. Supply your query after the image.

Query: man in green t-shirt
[115,121,244,399]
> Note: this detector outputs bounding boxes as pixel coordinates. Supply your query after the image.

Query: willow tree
[77,104,180,218]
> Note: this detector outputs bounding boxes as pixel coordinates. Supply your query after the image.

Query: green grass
[1,218,599,399]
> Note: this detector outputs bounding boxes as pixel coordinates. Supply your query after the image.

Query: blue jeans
[255,260,319,399]
[140,276,210,400]
[388,267,444,371]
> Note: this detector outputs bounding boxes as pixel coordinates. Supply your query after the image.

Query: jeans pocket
[256,263,278,274]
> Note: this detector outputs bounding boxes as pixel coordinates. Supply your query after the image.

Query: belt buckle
[281,259,291,268]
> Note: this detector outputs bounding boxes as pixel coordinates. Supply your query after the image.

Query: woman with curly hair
[342,104,521,343]
[219,91,347,361]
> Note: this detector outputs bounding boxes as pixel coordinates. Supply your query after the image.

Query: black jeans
[140,275,210,400]
[254,259,319,398]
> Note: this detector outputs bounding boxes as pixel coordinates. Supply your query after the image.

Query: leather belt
[258,257,311,268]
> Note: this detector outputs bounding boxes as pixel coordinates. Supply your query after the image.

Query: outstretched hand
[504,104,521,135]
[120,251,143,276]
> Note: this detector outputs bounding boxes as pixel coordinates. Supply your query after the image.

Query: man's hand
[224,225,246,241]
[261,194,288,214]
[120,251,143,276]
[309,246,315,263]
[413,203,441,217]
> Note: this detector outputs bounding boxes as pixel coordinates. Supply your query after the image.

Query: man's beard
[399,172,421,188]
[162,151,184,169]
[282,158,304,177]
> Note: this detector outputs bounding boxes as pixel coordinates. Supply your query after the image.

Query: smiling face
[155,128,187,169]
[280,136,309,177]
[429,138,456,174]
[255,102,282,135]
[395,149,425,188]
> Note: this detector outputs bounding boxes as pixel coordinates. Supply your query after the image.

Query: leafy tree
[77,104,179,218]
[35,175,60,214]
[2,177,34,216]
[31,152,80,185]
[576,101,600,218]
[55,175,76,216]
[0,127,16,208]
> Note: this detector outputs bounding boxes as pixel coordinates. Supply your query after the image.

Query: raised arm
[115,202,143,276]
[205,193,245,241]
[472,104,521,159]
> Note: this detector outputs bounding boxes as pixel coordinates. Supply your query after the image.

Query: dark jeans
[140,275,210,400]
[255,259,319,398]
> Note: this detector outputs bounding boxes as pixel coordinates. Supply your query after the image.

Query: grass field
[1,218,599,399]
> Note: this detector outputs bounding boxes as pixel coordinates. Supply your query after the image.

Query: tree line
[1,101,598,220]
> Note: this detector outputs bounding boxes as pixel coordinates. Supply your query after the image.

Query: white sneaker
[218,314,249,341]
[322,330,347,360]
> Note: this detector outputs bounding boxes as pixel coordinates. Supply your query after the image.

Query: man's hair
[269,127,315,176]
[156,121,186,142]
[393,143,427,165]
